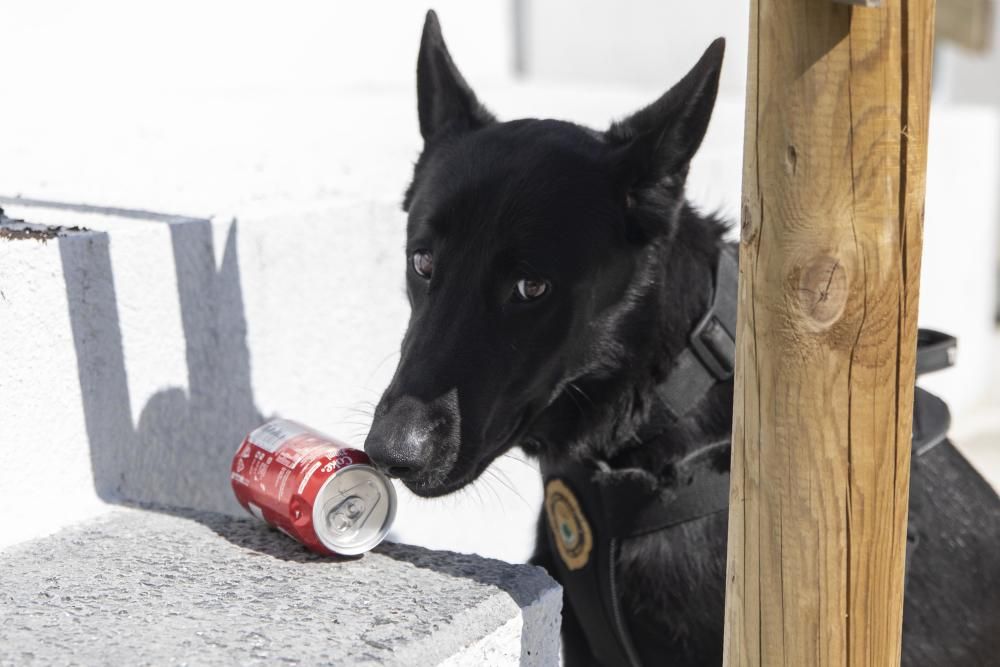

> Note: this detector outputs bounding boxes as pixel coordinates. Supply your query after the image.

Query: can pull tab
[326,479,382,539]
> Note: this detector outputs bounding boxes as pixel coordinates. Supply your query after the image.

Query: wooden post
[722,1,936,666]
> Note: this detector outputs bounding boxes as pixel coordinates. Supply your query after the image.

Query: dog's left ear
[417,10,496,142]
[607,38,725,196]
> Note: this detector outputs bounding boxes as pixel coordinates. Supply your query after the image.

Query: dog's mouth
[401,411,531,498]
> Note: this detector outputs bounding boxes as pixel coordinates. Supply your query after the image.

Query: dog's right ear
[606,38,725,197]
[417,10,495,142]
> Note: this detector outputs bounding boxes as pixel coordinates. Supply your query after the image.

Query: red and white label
[230,419,375,555]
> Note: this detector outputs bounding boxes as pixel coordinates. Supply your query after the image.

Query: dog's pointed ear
[607,38,725,194]
[417,10,496,142]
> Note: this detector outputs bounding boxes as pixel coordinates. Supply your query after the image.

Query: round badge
[544,479,593,571]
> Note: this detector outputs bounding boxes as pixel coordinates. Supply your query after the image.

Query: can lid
[313,464,397,556]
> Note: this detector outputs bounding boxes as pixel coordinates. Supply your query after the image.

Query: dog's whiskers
[501,451,537,471]
[365,350,402,385]
[485,466,532,508]
[479,471,505,506]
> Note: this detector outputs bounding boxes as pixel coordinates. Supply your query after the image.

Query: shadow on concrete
[59,211,262,517]
[117,502,555,664]
[377,540,557,666]
[376,542,545,609]
[55,202,555,664]
[138,500,550,603]
[137,503,361,564]
[142,502,552,606]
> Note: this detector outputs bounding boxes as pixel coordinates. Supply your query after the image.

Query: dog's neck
[530,201,733,477]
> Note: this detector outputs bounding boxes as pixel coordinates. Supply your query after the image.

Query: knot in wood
[785,144,798,175]
[797,255,848,327]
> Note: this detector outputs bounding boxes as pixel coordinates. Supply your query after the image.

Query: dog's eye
[513,278,549,302]
[411,250,433,278]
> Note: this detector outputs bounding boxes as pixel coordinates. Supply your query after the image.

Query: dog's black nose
[364,396,441,481]
[365,432,431,480]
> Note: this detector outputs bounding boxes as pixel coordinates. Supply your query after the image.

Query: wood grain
[722,1,936,666]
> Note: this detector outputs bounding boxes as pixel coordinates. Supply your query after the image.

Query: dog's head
[364,10,724,496]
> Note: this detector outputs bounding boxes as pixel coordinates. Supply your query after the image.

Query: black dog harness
[540,247,957,667]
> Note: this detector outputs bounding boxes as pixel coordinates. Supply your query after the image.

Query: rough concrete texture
[0,507,561,666]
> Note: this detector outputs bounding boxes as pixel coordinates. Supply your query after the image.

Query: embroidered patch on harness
[545,478,593,571]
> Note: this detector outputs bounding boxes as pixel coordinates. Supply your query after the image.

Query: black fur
[365,11,1000,665]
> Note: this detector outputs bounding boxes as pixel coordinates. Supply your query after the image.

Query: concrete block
[0,507,561,666]
[0,214,110,547]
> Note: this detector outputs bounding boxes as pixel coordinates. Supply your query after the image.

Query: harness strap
[656,246,738,419]
[912,384,951,457]
[600,442,731,539]
[542,461,644,667]
[915,329,957,377]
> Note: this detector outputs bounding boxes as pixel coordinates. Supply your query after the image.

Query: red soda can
[230,419,396,556]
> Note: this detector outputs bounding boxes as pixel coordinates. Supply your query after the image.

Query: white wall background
[936,10,1000,314]
[520,0,750,98]
[1,1,513,94]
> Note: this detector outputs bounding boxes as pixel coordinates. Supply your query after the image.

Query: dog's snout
[365,429,432,480]
[364,395,452,482]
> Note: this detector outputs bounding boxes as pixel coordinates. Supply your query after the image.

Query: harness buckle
[689,310,735,381]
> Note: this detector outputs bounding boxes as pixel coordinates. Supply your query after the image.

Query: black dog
[366,11,1000,666]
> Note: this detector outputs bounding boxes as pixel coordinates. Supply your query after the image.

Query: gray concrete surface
[0,508,561,666]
